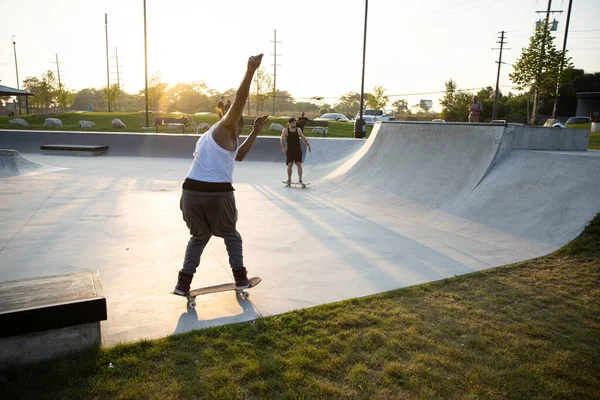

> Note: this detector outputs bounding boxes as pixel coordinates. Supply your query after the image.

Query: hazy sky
[0,0,598,111]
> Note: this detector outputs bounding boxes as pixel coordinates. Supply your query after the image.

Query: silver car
[314,113,351,122]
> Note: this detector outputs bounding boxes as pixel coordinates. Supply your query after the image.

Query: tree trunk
[530,86,540,124]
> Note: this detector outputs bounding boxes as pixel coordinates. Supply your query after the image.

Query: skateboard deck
[283,181,311,188]
[172,277,261,308]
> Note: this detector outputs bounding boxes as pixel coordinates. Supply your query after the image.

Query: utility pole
[111,47,122,112]
[105,13,111,112]
[53,54,63,87]
[492,31,509,120]
[531,0,562,124]
[143,0,150,127]
[270,30,282,117]
[52,54,65,112]
[552,0,573,119]
[12,35,21,115]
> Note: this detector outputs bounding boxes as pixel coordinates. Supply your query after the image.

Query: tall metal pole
[105,13,111,112]
[273,30,276,117]
[551,0,573,119]
[492,31,507,121]
[354,0,368,138]
[143,0,150,127]
[55,54,62,86]
[115,48,121,89]
[12,35,21,115]
[115,47,121,112]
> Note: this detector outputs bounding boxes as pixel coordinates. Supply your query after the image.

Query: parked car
[362,116,376,126]
[355,109,396,125]
[564,116,591,125]
[314,113,351,122]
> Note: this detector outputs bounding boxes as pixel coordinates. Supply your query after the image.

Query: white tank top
[186,125,239,183]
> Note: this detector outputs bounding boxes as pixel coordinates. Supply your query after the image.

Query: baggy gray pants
[180,190,244,275]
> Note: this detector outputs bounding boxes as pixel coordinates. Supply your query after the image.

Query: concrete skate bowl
[317,121,600,258]
[0,149,64,177]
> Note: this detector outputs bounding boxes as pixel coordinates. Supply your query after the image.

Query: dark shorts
[286,149,302,164]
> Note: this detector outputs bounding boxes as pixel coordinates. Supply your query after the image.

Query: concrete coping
[0,271,107,338]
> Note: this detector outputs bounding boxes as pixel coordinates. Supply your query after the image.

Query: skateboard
[283,181,311,188]
[172,277,262,308]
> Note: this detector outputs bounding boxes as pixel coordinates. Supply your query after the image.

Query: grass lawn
[0,112,371,139]
[588,132,599,150]
[1,213,598,399]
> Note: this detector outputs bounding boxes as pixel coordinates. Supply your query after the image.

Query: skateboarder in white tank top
[174,54,269,295]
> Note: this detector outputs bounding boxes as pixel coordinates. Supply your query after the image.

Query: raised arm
[236,115,269,161]
[222,54,263,127]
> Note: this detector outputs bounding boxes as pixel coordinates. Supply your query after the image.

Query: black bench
[243,118,329,136]
[0,271,107,366]
[155,117,189,133]
[41,144,109,156]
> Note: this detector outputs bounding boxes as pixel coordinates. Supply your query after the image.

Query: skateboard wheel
[243,292,250,299]
[189,300,197,308]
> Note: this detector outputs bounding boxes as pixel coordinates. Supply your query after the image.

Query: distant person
[174,54,269,296]
[224,100,232,114]
[216,96,225,120]
[297,112,309,131]
[281,117,311,185]
[468,95,483,122]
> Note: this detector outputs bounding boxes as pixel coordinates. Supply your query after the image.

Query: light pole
[105,13,111,112]
[354,0,368,139]
[12,35,21,115]
[143,0,150,127]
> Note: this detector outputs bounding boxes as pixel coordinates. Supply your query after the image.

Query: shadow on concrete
[173,292,262,336]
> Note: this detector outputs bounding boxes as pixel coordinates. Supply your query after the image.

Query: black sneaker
[174,270,194,295]
[233,268,250,288]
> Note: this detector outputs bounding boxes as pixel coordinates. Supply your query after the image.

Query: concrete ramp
[320,122,509,219]
[318,121,600,254]
[0,149,64,177]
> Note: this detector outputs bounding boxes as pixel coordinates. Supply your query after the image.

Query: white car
[565,116,591,125]
[314,113,351,122]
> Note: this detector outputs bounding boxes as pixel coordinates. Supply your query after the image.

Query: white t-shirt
[186,124,239,183]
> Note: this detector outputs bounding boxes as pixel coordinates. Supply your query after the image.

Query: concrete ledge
[0,271,107,366]
[0,323,100,367]
[40,144,109,156]
[513,125,590,151]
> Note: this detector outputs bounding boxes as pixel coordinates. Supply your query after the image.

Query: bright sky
[0,0,598,111]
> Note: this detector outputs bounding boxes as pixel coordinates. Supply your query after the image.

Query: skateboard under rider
[283,181,311,188]
[172,277,262,308]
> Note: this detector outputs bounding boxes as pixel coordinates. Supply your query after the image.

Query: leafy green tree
[509,19,573,124]
[392,99,408,115]
[23,70,56,112]
[142,71,168,112]
[439,79,472,121]
[251,67,273,115]
[334,92,363,117]
[102,84,122,112]
[366,85,389,111]
[72,88,103,111]
[319,104,334,114]
[55,83,76,111]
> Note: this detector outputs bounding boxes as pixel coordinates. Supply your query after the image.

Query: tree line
[13,19,600,122]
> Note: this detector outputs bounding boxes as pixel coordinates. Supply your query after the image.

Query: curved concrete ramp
[318,122,600,254]
[321,122,508,218]
[0,149,64,177]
